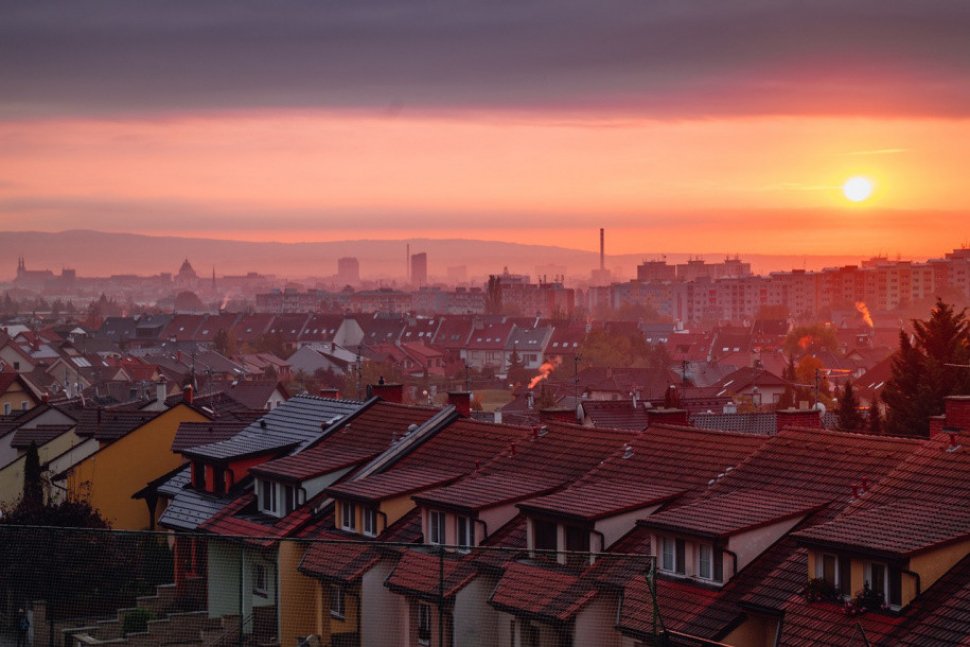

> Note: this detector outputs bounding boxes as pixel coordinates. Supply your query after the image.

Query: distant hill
[1,230,877,284]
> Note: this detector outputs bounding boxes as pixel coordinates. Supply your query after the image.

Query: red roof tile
[793,501,970,558]
[638,491,825,540]
[325,468,463,504]
[385,550,476,599]
[489,561,596,624]
[299,537,381,584]
[251,445,380,482]
[518,481,684,522]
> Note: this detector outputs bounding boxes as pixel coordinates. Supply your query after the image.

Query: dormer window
[362,507,378,537]
[192,461,207,491]
[456,515,473,552]
[341,502,356,532]
[698,544,713,580]
[660,537,686,575]
[259,479,277,515]
[428,510,446,545]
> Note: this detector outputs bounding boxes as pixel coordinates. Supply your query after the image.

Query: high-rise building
[337,257,360,284]
[410,252,428,286]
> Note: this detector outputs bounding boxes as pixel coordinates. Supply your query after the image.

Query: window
[534,519,557,552]
[362,507,378,537]
[428,510,445,545]
[341,502,356,531]
[456,515,473,552]
[212,468,225,495]
[417,603,432,646]
[252,562,268,597]
[866,561,888,602]
[21,401,28,411]
[2,403,9,415]
[697,544,713,580]
[660,537,685,575]
[192,461,207,491]
[260,480,277,514]
[330,585,345,620]
[283,485,296,515]
[816,552,852,596]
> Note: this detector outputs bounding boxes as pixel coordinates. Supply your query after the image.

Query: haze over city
[1,0,969,260]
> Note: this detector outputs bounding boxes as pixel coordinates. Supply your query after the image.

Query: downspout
[901,568,921,599]
[591,529,607,562]
[377,510,389,535]
[475,518,488,543]
[723,547,739,578]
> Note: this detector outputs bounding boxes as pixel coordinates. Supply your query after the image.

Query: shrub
[122,608,155,636]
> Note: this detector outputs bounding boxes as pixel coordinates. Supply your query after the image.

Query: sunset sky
[1,0,968,258]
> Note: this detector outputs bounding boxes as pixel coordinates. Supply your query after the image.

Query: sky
[1,0,969,258]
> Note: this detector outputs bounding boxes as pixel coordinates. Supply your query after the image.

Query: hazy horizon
[2,1,969,258]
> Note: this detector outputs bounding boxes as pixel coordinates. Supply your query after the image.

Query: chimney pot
[861,476,868,492]
[851,484,859,499]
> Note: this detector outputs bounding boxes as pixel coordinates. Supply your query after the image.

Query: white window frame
[340,502,356,532]
[330,584,345,620]
[259,480,277,515]
[417,603,432,646]
[816,552,840,589]
[428,510,446,545]
[659,536,685,575]
[697,543,713,581]
[456,515,473,552]
[865,561,889,601]
[252,562,268,597]
[362,507,378,537]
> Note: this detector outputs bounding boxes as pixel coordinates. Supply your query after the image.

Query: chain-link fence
[0,526,661,647]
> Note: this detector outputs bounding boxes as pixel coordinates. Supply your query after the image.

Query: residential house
[0,371,42,416]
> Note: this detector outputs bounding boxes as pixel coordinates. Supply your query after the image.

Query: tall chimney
[369,383,404,404]
[600,228,605,271]
[319,387,341,399]
[183,384,194,405]
[447,391,472,417]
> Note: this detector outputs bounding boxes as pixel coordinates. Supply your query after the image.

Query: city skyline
[1,1,969,257]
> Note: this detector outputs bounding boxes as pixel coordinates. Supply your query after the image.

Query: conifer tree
[22,441,43,508]
[837,380,865,431]
[868,401,883,434]
[882,299,970,436]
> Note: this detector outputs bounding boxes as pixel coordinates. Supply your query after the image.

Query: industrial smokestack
[600,228,605,270]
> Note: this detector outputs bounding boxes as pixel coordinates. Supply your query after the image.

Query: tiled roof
[488,561,596,624]
[580,400,650,430]
[895,553,970,646]
[157,484,232,531]
[10,424,74,449]
[303,400,441,456]
[299,537,381,584]
[793,501,970,558]
[385,550,476,599]
[465,323,516,351]
[182,394,364,461]
[223,380,286,411]
[388,418,529,474]
[74,408,160,442]
[250,445,380,482]
[691,412,779,435]
[518,481,684,522]
[704,427,925,504]
[775,596,904,646]
[171,421,249,453]
[637,491,824,539]
[324,468,463,504]
[711,366,788,393]
[414,474,563,512]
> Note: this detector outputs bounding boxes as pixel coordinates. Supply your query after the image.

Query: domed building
[175,258,199,289]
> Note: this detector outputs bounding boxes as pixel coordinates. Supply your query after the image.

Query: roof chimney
[156,382,167,404]
[944,395,970,433]
[776,407,822,433]
[42,392,49,403]
[539,407,577,424]
[319,387,341,399]
[646,407,689,427]
[369,382,404,404]
[447,391,472,417]
[183,384,194,405]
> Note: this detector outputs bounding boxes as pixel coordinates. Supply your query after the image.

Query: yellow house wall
[722,614,778,647]
[66,405,207,529]
[278,541,319,647]
[381,493,417,528]
[0,429,84,506]
[323,583,359,640]
[0,381,34,414]
[909,538,970,601]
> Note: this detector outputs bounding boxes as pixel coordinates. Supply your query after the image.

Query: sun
[843,176,873,202]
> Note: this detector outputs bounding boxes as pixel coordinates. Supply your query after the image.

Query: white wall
[594,504,663,549]
[728,515,806,573]
[361,559,406,647]
[454,576,502,647]
[574,594,622,647]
